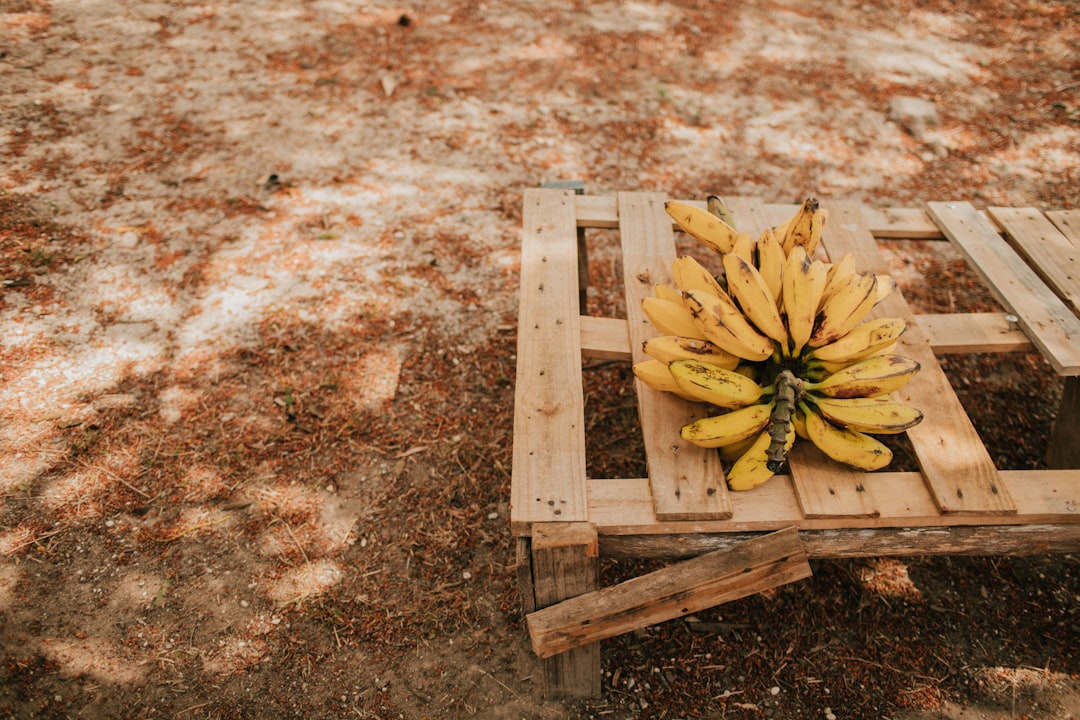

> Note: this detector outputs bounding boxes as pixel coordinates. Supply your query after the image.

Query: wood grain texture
[511,189,589,531]
[618,191,732,521]
[821,201,1015,516]
[527,527,810,658]
[927,201,1080,375]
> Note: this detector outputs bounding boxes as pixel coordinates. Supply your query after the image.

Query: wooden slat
[617,191,731,521]
[1046,209,1080,243]
[822,202,1015,516]
[526,527,810,658]
[927,201,1080,375]
[988,206,1080,315]
[575,195,945,239]
[511,189,589,530]
[581,312,1034,360]
[600,524,1080,560]
[581,470,1080,538]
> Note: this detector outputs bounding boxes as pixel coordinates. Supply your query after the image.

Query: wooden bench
[511,189,1080,698]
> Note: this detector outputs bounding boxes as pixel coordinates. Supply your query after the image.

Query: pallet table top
[511,189,1080,552]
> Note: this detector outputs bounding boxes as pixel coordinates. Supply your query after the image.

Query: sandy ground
[1,1,1079,718]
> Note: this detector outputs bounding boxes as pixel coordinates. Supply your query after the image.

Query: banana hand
[806,354,921,399]
[805,394,923,434]
[808,317,907,364]
[643,335,740,370]
[665,200,739,254]
[642,296,707,339]
[723,252,788,345]
[668,359,766,409]
[781,246,828,357]
[726,424,795,491]
[680,401,775,448]
[800,400,893,470]
[808,271,878,348]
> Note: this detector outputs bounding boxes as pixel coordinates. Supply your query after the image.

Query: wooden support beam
[529,522,601,698]
[526,527,810,659]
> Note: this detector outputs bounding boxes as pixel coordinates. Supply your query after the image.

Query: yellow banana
[668,359,766,409]
[800,401,893,470]
[755,228,785,304]
[632,359,700,401]
[680,401,775,449]
[810,342,899,376]
[682,289,776,362]
[874,273,897,304]
[654,283,684,304]
[719,433,760,463]
[781,246,828,356]
[808,317,907,364]
[792,405,808,440]
[706,195,737,229]
[806,395,923,435]
[642,296,707,339]
[781,198,826,257]
[726,424,795,491]
[820,252,857,303]
[642,335,740,370]
[665,200,739,254]
[806,354,921,398]
[671,255,724,297]
[731,232,756,265]
[722,252,788,345]
[808,271,878,348]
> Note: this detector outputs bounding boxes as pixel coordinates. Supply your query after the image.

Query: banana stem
[766,370,802,471]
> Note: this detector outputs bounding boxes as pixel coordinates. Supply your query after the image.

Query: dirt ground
[2,0,1079,718]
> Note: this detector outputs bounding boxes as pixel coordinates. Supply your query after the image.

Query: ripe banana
[781,246,828,356]
[731,232,756,265]
[641,296,707,339]
[755,228,785,304]
[874,273,897,305]
[722,252,788,345]
[800,400,893,470]
[632,359,700,401]
[642,335,740,370]
[680,400,775,448]
[668,359,766,409]
[821,252,857,303]
[671,255,725,297]
[665,200,739,254]
[781,198,826,257]
[726,424,795,491]
[654,283,684,304]
[808,271,878,348]
[706,195,737,229]
[682,289,776,362]
[806,354,921,398]
[808,317,907,364]
[805,395,923,434]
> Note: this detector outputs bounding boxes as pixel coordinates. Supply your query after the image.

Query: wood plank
[526,527,810,658]
[812,202,1016,515]
[511,189,590,529]
[927,201,1080,375]
[530,523,601,697]
[1047,209,1080,244]
[599,523,1080,560]
[581,312,1034,360]
[988,206,1080,315]
[574,194,947,239]
[910,313,1034,354]
[1047,376,1080,469]
[617,191,732,521]
[579,470,1080,538]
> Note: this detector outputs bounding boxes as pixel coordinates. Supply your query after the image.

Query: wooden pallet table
[511,189,1080,697]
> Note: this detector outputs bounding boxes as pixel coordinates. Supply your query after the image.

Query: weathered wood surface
[927,201,1080,375]
[988,206,1080,316]
[511,189,590,530]
[527,527,810,658]
[599,523,1080,560]
[822,201,1015,516]
[529,523,601,697]
[618,191,731,521]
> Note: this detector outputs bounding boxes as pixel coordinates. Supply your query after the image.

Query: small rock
[888,95,939,140]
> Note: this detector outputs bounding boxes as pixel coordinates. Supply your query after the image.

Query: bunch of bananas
[633,197,923,491]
